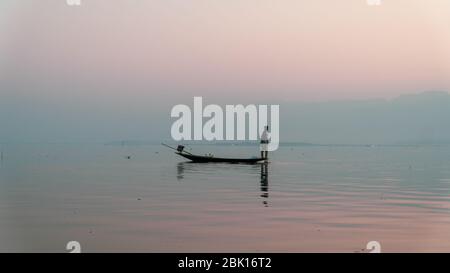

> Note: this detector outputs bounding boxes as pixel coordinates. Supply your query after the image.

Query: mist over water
[1,143,450,252]
[1,0,450,253]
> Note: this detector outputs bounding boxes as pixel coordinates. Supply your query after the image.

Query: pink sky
[1,0,450,102]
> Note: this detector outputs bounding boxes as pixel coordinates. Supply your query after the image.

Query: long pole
[161,143,193,155]
[161,143,177,151]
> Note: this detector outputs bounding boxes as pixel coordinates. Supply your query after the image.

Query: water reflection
[176,162,270,207]
[176,162,185,180]
[260,162,269,207]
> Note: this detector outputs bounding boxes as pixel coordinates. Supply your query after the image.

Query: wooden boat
[176,152,264,164]
[162,143,265,164]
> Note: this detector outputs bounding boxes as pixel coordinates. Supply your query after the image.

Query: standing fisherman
[260,125,270,160]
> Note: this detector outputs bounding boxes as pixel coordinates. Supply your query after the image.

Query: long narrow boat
[162,143,265,164]
[176,152,264,164]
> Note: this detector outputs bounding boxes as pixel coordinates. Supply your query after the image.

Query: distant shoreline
[1,140,449,148]
[104,140,450,148]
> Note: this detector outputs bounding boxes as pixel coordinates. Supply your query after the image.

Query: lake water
[1,143,450,252]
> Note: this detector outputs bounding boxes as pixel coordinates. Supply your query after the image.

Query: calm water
[1,143,450,252]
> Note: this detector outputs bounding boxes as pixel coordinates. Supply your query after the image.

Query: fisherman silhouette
[260,126,270,160]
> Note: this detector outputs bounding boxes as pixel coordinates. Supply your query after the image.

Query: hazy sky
[1,0,450,142]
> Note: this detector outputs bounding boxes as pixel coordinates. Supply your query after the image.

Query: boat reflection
[176,162,185,180]
[260,162,269,207]
[176,162,270,207]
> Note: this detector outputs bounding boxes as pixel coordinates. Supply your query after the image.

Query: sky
[1,0,450,143]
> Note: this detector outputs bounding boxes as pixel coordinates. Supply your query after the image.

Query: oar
[161,143,177,151]
[161,143,194,155]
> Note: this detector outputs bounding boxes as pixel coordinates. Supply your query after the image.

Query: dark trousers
[261,151,268,159]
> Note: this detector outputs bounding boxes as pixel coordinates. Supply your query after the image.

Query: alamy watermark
[366,241,381,253]
[65,1,381,8]
[66,241,81,253]
[170,97,279,151]
[66,0,81,6]
[367,0,382,6]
